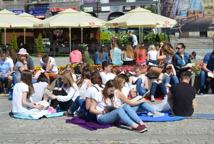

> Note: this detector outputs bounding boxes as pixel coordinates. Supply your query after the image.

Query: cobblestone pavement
[0,94,214,144]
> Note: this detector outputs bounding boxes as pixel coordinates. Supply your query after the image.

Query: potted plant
[36,33,45,57]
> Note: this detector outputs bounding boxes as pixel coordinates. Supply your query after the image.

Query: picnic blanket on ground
[138,112,184,122]
[186,114,214,120]
[9,111,64,120]
[66,117,111,131]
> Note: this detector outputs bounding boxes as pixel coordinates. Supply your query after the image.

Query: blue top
[111,47,123,66]
[173,52,191,70]
[94,51,109,65]
[203,53,214,71]
[0,59,10,77]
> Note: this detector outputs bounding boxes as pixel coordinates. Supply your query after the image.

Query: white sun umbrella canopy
[19,12,43,27]
[43,9,105,51]
[19,12,43,44]
[106,7,177,28]
[0,9,34,45]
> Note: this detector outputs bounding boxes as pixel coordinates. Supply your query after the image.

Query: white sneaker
[153,112,165,117]
[150,95,155,102]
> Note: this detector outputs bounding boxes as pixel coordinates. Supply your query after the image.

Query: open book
[208,72,214,78]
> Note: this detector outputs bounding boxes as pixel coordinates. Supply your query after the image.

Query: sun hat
[17,48,28,55]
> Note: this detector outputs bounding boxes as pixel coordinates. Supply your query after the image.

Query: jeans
[135,78,148,96]
[153,98,171,113]
[70,96,85,114]
[150,82,167,96]
[132,102,156,113]
[0,77,8,93]
[163,75,179,86]
[200,70,208,93]
[97,104,142,127]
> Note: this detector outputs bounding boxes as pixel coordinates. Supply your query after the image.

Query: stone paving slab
[0,95,214,144]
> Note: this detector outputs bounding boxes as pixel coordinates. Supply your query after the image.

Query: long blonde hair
[161,43,175,56]
[125,44,134,58]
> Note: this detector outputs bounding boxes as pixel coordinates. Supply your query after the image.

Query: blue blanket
[9,112,64,120]
[138,113,184,122]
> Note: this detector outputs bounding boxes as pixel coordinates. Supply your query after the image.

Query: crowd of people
[0,37,213,133]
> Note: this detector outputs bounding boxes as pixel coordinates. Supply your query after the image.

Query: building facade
[0,0,159,19]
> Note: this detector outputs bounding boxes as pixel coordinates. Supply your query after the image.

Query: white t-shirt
[12,82,29,113]
[100,72,116,85]
[40,57,58,74]
[30,82,49,103]
[56,83,80,102]
[132,34,138,46]
[148,50,158,61]
[6,57,14,70]
[85,84,103,102]
[79,79,91,99]
[122,82,132,98]
[131,74,147,88]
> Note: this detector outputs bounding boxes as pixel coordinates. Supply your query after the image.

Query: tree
[36,33,44,53]
[11,33,18,52]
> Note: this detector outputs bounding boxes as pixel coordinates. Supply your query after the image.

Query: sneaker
[165,83,171,88]
[150,95,155,102]
[133,124,148,133]
[153,112,165,117]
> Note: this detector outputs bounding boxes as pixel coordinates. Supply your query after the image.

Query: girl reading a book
[89,80,147,133]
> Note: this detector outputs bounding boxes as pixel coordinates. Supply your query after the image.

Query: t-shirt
[0,58,11,77]
[40,57,58,74]
[171,82,196,116]
[148,50,158,61]
[85,84,103,102]
[110,47,123,66]
[30,82,49,103]
[69,50,82,63]
[12,82,29,113]
[203,53,214,71]
[6,57,14,70]
[14,61,24,82]
[100,72,116,85]
[132,34,138,47]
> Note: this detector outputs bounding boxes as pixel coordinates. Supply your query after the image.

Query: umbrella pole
[69,27,71,52]
[4,28,6,45]
[81,28,83,43]
[24,28,26,44]
[138,26,141,44]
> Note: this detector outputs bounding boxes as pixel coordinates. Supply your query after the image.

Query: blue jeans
[70,96,85,114]
[0,77,9,93]
[153,98,171,113]
[150,82,167,96]
[163,75,179,86]
[135,78,148,96]
[132,102,156,113]
[200,70,208,93]
[97,104,142,126]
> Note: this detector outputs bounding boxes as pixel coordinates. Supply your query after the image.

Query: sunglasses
[176,47,182,50]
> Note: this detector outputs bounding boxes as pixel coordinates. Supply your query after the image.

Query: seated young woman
[114,75,164,117]
[12,70,46,115]
[45,72,80,112]
[89,80,147,133]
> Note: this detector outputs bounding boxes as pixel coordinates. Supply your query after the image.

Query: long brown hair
[113,76,125,91]
[161,43,175,56]
[102,80,115,101]
[62,72,75,88]
[125,44,134,58]
[21,70,34,98]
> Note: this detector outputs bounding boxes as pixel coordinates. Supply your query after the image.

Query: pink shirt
[69,50,82,63]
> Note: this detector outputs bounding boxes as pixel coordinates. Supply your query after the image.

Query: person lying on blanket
[154,71,196,116]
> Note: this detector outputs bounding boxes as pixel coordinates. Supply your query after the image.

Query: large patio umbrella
[0,9,34,45]
[106,7,177,42]
[43,9,105,51]
[106,7,176,28]
[19,12,43,44]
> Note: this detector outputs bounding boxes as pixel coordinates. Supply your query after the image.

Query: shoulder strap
[93,85,100,92]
